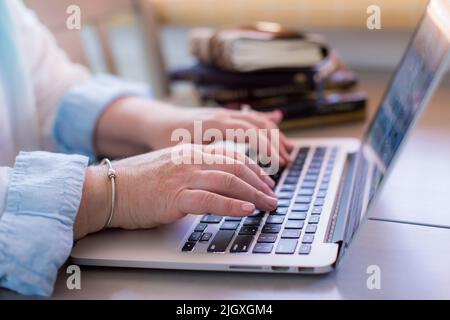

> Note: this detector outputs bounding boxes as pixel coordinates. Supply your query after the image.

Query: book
[170,50,345,89]
[280,109,366,130]
[195,69,357,104]
[223,91,367,129]
[189,24,327,71]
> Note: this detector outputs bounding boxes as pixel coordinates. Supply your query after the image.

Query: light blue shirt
[0,2,149,296]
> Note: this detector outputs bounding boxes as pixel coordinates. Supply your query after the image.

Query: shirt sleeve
[0,151,89,296]
[53,74,150,160]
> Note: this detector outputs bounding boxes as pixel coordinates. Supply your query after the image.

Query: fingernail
[268,188,277,198]
[264,176,275,188]
[266,196,278,209]
[241,202,255,213]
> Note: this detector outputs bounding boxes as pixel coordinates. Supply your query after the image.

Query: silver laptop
[71,0,450,273]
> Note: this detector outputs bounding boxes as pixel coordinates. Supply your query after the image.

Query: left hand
[95,97,293,165]
[103,98,293,165]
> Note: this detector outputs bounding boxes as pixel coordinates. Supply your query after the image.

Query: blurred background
[25,0,428,99]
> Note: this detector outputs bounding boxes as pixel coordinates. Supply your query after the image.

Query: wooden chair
[27,0,170,98]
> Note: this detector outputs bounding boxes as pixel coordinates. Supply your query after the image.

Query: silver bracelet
[100,158,116,229]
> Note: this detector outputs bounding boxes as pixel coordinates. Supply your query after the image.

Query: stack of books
[170,23,367,129]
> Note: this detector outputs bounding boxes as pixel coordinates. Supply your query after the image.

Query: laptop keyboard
[181,146,338,255]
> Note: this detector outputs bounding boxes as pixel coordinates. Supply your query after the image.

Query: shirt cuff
[0,151,89,296]
[0,168,12,216]
[53,74,150,161]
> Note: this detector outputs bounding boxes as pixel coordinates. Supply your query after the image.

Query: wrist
[75,166,112,238]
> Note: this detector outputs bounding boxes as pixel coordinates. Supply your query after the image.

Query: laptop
[71,0,450,273]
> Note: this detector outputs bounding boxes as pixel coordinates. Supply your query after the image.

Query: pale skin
[74,97,293,240]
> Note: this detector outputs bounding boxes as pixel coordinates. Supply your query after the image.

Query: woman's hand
[74,144,278,239]
[94,97,293,165]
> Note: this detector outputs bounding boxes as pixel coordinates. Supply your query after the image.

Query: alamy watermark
[66,5,81,30]
[170,121,280,175]
[366,264,381,290]
[66,264,81,290]
[367,5,382,30]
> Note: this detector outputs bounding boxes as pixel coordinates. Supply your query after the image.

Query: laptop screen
[362,0,450,202]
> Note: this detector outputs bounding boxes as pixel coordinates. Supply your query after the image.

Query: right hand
[76,144,278,238]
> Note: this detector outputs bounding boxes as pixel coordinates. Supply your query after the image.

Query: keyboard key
[281,229,301,239]
[182,242,195,252]
[230,235,254,253]
[277,199,291,207]
[189,232,202,242]
[224,216,242,221]
[291,157,305,170]
[194,223,208,232]
[302,234,314,243]
[285,220,304,229]
[312,206,323,215]
[307,168,321,175]
[249,210,265,217]
[201,215,223,224]
[317,191,327,198]
[257,234,278,243]
[292,204,310,212]
[289,212,307,220]
[315,146,326,153]
[220,221,240,230]
[284,177,298,185]
[304,175,318,182]
[305,225,318,234]
[301,181,316,188]
[308,215,320,224]
[253,243,274,254]
[298,188,314,196]
[295,196,312,203]
[207,230,235,252]
[262,224,281,233]
[280,185,296,192]
[299,147,310,154]
[271,207,288,215]
[299,244,312,254]
[266,215,285,224]
[278,192,294,199]
[314,198,324,206]
[244,217,262,226]
[298,244,311,254]
[287,172,301,178]
[320,183,329,190]
[200,232,212,241]
[276,239,298,254]
[239,226,259,235]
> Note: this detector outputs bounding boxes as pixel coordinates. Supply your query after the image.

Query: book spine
[280,109,366,130]
[223,92,367,121]
[198,84,312,104]
[197,72,357,104]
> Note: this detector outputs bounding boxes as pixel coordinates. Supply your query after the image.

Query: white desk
[2,71,450,299]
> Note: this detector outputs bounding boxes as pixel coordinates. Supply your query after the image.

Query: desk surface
[2,70,450,299]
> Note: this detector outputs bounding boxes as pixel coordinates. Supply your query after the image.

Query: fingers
[191,170,277,212]
[177,189,256,216]
[228,111,293,163]
[220,118,286,166]
[197,153,276,197]
[202,145,275,188]
[264,109,283,124]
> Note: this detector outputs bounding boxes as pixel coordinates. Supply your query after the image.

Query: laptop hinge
[325,152,356,243]
[332,152,369,266]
